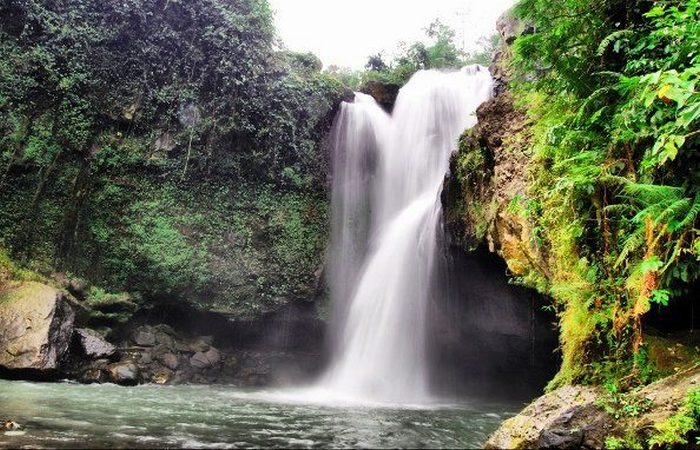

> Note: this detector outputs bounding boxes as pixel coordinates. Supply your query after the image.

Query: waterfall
[321,66,493,404]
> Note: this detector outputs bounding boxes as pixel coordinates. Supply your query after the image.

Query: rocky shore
[0,277,324,387]
[486,366,700,449]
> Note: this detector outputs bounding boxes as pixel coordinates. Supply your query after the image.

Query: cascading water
[321,66,494,404]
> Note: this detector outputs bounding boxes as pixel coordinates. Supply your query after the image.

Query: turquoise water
[0,380,516,448]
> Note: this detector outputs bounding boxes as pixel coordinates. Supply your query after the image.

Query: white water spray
[320,67,493,404]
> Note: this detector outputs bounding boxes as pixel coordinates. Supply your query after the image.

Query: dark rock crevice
[428,243,559,401]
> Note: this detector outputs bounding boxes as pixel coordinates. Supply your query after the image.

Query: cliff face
[444,90,545,280]
[443,18,547,295]
[0,0,346,320]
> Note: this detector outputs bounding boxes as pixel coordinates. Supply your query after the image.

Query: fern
[596,29,636,57]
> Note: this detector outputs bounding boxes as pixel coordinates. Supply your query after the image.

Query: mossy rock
[0,282,75,372]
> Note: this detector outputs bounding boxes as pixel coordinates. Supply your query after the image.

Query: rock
[0,282,75,373]
[75,328,116,359]
[359,80,400,112]
[81,367,109,384]
[487,367,700,449]
[205,347,221,365]
[190,351,211,369]
[153,132,176,154]
[187,337,212,353]
[537,427,584,450]
[133,328,156,347]
[107,362,139,386]
[485,386,610,449]
[67,278,88,299]
[496,10,522,45]
[190,347,221,369]
[152,370,171,385]
[139,352,153,364]
[159,352,179,370]
[3,420,20,430]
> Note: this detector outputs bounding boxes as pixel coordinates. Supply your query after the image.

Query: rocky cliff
[445,7,700,448]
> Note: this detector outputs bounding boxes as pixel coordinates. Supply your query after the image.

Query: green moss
[605,436,642,450]
[647,388,700,448]
[0,247,43,284]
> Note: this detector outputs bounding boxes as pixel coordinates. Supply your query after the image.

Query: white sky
[268,0,516,69]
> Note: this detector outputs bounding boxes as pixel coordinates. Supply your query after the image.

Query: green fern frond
[596,29,635,57]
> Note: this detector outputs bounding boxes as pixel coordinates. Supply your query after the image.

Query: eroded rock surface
[486,367,700,449]
[0,282,75,373]
[75,328,116,359]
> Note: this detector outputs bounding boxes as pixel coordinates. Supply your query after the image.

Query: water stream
[321,67,494,403]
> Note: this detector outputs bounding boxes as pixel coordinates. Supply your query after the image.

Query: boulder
[75,328,116,359]
[190,351,211,369]
[486,367,700,449]
[0,282,75,373]
[359,80,400,112]
[133,328,156,346]
[159,352,179,370]
[205,347,221,365]
[107,362,139,385]
[485,386,611,449]
[190,347,221,369]
[139,351,153,364]
[187,336,212,353]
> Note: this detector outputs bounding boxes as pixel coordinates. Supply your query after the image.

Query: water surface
[0,380,516,448]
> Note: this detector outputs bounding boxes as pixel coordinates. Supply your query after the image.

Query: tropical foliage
[509,0,699,387]
[362,20,499,87]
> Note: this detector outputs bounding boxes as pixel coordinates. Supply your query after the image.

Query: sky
[268,0,516,69]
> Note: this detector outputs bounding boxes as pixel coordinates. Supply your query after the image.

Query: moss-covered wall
[0,0,348,318]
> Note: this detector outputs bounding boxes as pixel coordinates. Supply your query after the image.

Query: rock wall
[442,70,547,293]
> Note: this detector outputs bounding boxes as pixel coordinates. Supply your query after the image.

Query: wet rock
[189,346,221,369]
[187,336,212,353]
[3,420,20,430]
[190,352,211,369]
[189,351,209,368]
[139,352,153,364]
[205,347,221,365]
[0,282,75,373]
[159,352,179,370]
[223,354,239,370]
[133,328,156,347]
[152,369,172,385]
[485,386,608,449]
[359,80,400,113]
[81,367,109,384]
[107,362,139,386]
[537,427,584,450]
[75,328,116,359]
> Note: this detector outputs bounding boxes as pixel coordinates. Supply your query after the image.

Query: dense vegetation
[501,0,699,388]
[0,0,346,315]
